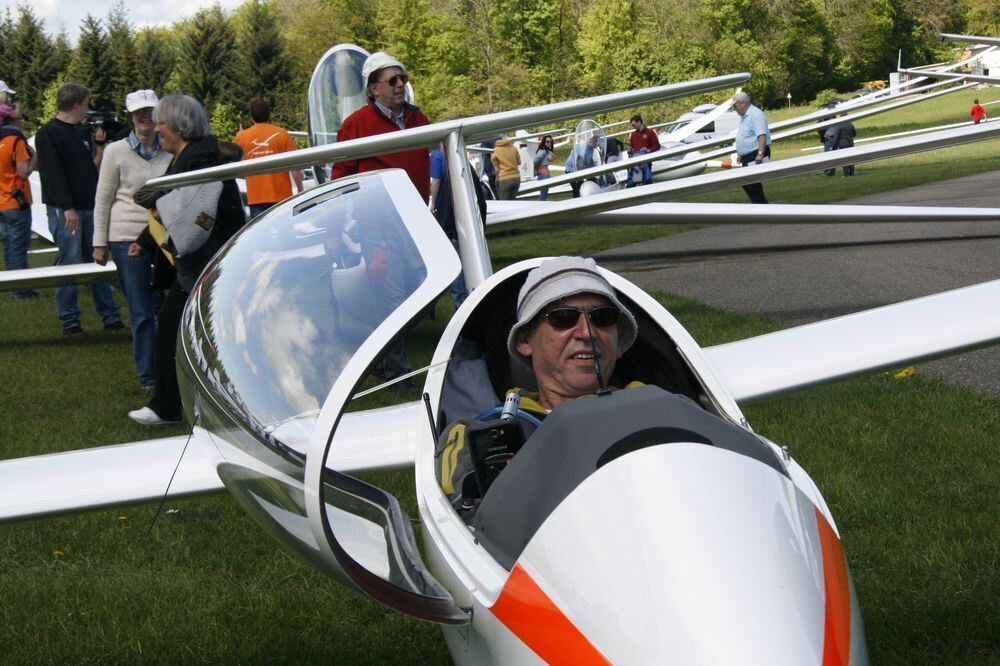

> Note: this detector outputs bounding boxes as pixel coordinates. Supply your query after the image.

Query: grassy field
[2,90,1000,662]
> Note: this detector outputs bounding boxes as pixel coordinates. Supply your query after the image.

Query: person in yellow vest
[234,98,303,219]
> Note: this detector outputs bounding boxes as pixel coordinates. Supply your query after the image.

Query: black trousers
[147,280,187,420]
[738,147,770,204]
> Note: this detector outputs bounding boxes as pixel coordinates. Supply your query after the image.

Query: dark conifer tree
[68,15,114,111]
[9,6,56,128]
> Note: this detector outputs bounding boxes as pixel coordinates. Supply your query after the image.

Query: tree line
[0,0,995,136]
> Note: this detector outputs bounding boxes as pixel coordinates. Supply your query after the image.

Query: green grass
[2,92,1000,661]
[2,280,998,662]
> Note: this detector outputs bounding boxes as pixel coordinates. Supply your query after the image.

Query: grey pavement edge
[599,169,1000,395]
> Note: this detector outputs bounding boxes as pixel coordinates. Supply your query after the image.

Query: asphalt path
[598,169,1000,395]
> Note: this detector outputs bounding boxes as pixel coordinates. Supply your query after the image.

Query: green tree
[134,27,177,93]
[68,15,114,110]
[766,0,841,103]
[0,9,13,76]
[964,0,1000,37]
[51,31,73,79]
[8,6,57,129]
[106,1,137,111]
[174,6,241,114]
[210,100,241,137]
[236,0,290,105]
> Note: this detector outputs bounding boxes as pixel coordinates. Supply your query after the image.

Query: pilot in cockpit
[436,256,641,515]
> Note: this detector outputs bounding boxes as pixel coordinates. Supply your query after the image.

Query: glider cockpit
[175,164,776,626]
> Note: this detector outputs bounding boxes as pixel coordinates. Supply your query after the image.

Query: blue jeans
[0,207,36,297]
[47,206,121,330]
[537,172,550,201]
[450,239,468,308]
[109,240,159,386]
[249,203,274,220]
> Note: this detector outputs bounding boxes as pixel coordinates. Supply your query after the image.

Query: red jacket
[630,127,661,154]
[331,101,431,201]
[971,103,986,122]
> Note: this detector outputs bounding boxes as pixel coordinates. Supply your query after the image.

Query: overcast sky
[3,0,243,40]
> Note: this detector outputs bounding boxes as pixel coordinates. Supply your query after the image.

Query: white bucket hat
[361,52,406,96]
[507,256,638,366]
[0,81,15,95]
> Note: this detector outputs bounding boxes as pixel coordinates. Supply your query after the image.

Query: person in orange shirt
[234,99,303,219]
[0,102,38,298]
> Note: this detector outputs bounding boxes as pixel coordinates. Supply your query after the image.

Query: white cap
[125,89,158,113]
[361,52,406,96]
[0,81,14,95]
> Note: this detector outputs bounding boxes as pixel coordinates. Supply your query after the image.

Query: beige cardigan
[93,138,171,246]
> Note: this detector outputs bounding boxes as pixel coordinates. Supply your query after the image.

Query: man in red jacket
[330,51,430,388]
[627,114,660,187]
[330,52,431,202]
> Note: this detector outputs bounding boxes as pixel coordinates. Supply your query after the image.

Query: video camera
[85,111,127,143]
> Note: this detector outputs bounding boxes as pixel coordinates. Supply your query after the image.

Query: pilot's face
[517,293,622,410]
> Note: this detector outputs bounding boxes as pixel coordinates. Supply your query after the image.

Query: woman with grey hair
[127,94,246,426]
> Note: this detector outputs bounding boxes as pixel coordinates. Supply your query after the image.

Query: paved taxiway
[599,170,1000,394]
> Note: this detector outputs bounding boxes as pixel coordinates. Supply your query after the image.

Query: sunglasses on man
[543,305,621,330]
[379,74,409,86]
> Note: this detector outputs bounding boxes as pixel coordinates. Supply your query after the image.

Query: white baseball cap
[125,89,158,113]
[361,52,406,96]
[0,81,14,95]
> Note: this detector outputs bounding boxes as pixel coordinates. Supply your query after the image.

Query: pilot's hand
[128,242,144,258]
[93,246,109,265]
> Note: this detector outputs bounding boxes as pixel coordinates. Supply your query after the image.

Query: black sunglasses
[379,74,409,86]
[543,305,621,330]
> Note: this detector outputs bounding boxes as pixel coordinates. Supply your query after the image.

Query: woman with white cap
[92,89,172,390]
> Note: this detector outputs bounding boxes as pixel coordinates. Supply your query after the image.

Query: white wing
[705,279,1000,403]
[0,401,421,523]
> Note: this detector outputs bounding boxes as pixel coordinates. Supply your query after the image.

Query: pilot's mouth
[570,351,598,360]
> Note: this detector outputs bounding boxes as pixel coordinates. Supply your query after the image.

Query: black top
[35,117,98,210]
[606,137,623,157]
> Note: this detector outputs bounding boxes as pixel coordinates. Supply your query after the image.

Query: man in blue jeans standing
[35,82,121,335]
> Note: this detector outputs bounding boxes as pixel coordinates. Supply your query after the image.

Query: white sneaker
[128,406,182,427]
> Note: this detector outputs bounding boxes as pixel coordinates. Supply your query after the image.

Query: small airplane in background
[5,48,1000,661]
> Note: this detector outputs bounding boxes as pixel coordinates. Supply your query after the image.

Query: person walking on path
[732,91,771,204]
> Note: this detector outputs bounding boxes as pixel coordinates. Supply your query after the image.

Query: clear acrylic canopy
[179,169,466,623]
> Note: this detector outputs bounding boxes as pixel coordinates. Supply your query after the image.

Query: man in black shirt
[35,82,121,335]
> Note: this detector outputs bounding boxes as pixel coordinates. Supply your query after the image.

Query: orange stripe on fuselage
[490,563,610,665]
[815,506,852,666]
